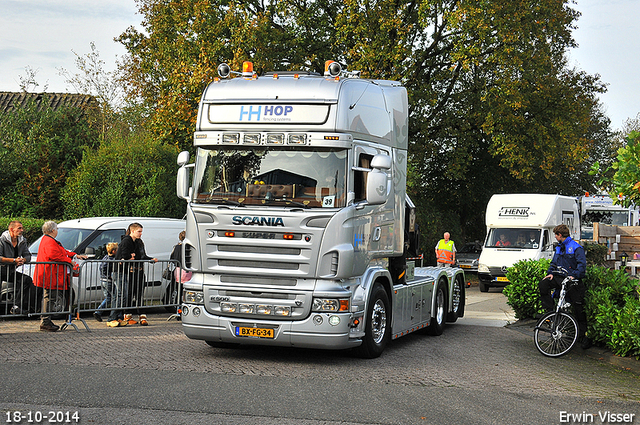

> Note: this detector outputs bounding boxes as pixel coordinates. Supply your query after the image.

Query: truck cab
[176,62,463,357]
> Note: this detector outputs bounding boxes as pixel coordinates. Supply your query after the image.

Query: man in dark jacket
[538,223,590,349]
[0,221,36,314]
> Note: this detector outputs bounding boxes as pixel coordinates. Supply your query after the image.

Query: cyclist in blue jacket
[538,223,591,349]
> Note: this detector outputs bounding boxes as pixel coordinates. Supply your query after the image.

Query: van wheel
[479,281,490,293]
[447,276,465,322]
[427,280,447,336]
[355,283,390,359]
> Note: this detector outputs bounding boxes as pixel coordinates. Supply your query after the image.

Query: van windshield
[192,147,348,208]
[486,228,541,249]
[29,228,95,255]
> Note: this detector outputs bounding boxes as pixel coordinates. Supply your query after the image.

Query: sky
[0,0,638,130]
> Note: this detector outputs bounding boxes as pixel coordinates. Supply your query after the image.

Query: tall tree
[117,0,614,250]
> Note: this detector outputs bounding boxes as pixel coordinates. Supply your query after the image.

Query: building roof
[0,91,99,114]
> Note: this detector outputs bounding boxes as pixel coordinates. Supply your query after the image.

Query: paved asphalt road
[0,284,638,425]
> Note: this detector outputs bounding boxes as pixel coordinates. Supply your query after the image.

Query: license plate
[460,265,471,268]
[235,326,274,339]
[496,276,509,282]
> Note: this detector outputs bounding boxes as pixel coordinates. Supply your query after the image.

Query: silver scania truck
[176,61,465,358]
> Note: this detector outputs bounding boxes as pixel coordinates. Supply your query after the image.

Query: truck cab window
[354,154,373,202]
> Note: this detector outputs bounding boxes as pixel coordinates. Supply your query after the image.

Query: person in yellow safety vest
[435,232,456,267]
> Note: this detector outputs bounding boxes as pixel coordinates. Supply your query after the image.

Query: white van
[25,217,185,309]
[477,194,579,292]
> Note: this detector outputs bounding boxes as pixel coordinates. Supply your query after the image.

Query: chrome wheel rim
[436,287,445,324]
[371,299,387,344]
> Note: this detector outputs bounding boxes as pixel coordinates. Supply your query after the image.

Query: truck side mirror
[176,151,192,200]
[177,151,190,166]
[366,154,390,205]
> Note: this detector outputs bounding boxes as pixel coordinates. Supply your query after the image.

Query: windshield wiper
[202,198,245,206]
[272,198,310,208]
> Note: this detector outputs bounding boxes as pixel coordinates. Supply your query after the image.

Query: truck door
[351,145,395,275]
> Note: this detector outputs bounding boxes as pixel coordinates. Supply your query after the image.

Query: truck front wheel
[355,283,390,359]
[427,280,447,336]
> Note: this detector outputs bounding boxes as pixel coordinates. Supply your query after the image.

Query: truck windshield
[193,147,348,208]
[582,210,628,226]
[486,228,542,249]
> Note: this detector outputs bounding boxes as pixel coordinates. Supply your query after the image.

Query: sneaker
[124,313,137,325]
[580,336,592,350]
[40,321,59,332]
[93,312,103,322]
[139,314,148,326]
[10,305,21,315]
[106,320,121,327]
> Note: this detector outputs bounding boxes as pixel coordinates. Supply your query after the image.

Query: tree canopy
[116,0,615,252]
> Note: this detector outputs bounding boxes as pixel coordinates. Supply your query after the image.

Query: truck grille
[218,259,298,270]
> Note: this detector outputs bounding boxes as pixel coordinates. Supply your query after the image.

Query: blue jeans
[107,272,128,321]
[95,278,113,316]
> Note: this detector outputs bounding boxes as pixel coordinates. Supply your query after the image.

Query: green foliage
[506,259,640,356]
[62,129,184,219]
[0,97,98,219]
[504,259,551,319]
[0,217,47,245]
[608,131,640,207]
[583,242,608,266]
[584,266,640,356]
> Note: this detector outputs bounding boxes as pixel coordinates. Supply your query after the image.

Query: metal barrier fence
[1,260,183,331]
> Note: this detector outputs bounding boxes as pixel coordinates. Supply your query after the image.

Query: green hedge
[0,217,48,245]
[504,258,640,357]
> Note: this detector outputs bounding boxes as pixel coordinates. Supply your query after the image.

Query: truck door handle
[373,227,381,241]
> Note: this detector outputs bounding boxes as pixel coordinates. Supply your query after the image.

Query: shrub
[504,258,551,319]
[584,266,640,356]
[0,98,98,219]
[505,258,640,356]
[62,129,184,219]
[583,241,608,266]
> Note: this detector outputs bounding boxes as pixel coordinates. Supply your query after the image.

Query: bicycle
[533,267,579,357]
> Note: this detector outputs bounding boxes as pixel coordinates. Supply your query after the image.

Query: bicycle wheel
[534,311,579,357]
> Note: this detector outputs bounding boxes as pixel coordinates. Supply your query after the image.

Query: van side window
[542,230,550,250]
[354,154,373,202]
[86,229,125,258]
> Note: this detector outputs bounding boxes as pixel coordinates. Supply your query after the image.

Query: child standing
[93,242,118,322]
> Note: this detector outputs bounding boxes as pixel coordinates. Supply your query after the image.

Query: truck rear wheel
[355,283,390,359]
[446,275,465,322]
[427,280,447,336]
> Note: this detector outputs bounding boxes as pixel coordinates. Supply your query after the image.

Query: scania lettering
[176,60,465,358]
[232,216,285,226]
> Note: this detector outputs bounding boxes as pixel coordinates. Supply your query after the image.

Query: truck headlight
[478,263,489,273]
[184,290,204,304]
[312,298,349,312]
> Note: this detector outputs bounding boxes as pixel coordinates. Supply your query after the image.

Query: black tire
[355,282,390,359]
[479,281,489,293]
[428,279,447,336]
[447,276,465,322]
[534,311,579,357]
